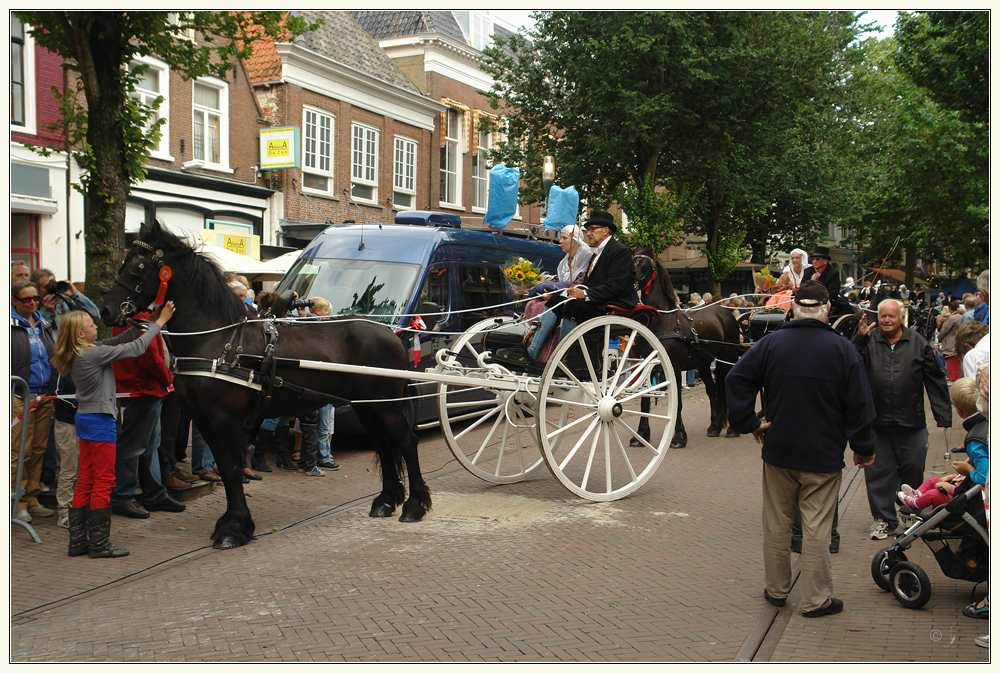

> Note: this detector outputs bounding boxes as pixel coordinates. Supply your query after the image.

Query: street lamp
[542,155,555,208]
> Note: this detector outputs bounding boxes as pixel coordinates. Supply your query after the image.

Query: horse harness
[121,240,348,434]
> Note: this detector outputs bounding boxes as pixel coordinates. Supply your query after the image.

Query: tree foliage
[14,11,315,307]
[483,11,865,293]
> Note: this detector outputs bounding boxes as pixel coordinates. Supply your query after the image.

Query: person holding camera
[29,268,100,329]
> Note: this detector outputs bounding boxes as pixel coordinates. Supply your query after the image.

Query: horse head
[633,246,679,311]
[100,219,246,328]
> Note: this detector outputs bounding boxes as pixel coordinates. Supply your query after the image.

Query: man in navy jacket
[727,280,876,618]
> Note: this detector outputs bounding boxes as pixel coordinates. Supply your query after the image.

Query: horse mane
[142,220,250,325]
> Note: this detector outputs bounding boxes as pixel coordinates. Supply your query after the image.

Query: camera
[288,298,314,310]
[45,280,70,295]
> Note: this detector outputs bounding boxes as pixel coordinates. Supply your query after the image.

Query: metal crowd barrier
[10,376,41,543]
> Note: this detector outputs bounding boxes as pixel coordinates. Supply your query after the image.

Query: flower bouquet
[502,257,547,297]
[753,266,775,292]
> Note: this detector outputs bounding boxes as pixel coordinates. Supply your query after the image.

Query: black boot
[273,423,296,470]
[250,430,273,472]
[68,506,89,557]
[86,507,130,558]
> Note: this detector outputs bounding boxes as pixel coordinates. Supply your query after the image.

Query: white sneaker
[870,519,896,540]
[16,509,32,523]
[27,504,54,517]
[976,635,989,648]
[900,484,916,497]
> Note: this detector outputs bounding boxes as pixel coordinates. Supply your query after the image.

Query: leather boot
[298,422,320,471]
[68,506,89,557]
[86,507,130,558]
[273,423,296,470]
[250,429,273,472]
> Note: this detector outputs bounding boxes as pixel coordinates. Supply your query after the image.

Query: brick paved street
[10,391,989,662]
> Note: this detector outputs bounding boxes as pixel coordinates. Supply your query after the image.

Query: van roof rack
[394,210,461,228]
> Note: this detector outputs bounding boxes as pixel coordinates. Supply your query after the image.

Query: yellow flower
[515,270,526,281]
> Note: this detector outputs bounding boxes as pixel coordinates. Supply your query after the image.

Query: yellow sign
[259,127,300,169]
[224,235,248,255]
[267,138,290,158]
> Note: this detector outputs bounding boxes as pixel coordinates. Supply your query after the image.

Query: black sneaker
[803,597,843,618]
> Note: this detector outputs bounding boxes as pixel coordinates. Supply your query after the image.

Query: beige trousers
[10,396,53,509]
[762,462,841,614]
[53,420,80,518]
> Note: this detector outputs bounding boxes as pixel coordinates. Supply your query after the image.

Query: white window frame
[168,12,197,41]
[393,135,417,211]
[439,108,462,208]
[130,55,171,160]
[470,11,493,51]
[189,76,230,172]
[351,122,379,204]
[10,17,36,135]
[302,106,335,197]
[471,130,492,213]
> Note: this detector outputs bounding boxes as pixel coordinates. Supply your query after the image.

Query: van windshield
[276,258,421,324]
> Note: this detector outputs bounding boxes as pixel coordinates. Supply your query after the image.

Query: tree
[15,11,315,307]
[895,11,988,126]
[483,11,865,294]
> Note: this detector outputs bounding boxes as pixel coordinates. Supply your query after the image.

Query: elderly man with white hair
[853,297,952,541]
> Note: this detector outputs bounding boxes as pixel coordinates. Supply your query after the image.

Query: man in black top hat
[553,210,638,342]
[803,245,849,316]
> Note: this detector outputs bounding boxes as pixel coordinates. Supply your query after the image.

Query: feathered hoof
[399,508,426,523]
[706,427,722,438]
[369,503,395,518]
[629,437,648,448]
[726,428,741,439]
[212,534,245,550]
[670,438,687,448]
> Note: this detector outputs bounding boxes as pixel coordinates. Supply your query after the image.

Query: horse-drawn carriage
[101,221,691,550]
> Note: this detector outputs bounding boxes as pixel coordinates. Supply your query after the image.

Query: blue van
[275,211,564,431]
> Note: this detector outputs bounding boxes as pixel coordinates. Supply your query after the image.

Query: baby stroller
[870,481,989,609]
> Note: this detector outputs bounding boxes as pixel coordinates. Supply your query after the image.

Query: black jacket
[803,264,841,299]
[852,325,952,429]
[583,237,638,309]
[726,319,876,472]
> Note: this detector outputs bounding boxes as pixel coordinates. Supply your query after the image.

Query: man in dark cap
[727,279,876,619]
[552,210,638,342]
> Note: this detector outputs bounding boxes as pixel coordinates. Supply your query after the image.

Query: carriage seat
[606,303,661,327]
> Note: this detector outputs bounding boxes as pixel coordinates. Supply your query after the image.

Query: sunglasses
[585,224,607,232]
[14,295,40,303]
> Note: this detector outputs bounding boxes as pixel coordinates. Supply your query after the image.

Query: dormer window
[454,10,493,51]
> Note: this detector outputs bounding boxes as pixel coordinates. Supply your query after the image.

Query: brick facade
[10,42,64,147]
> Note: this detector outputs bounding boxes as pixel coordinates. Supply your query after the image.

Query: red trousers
[72,438,117,509]
[944,355,962,382]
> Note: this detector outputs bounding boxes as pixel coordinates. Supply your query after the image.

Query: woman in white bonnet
[774,248,808,293]
[525,224,594,360]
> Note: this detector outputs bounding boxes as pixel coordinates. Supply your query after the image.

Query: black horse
[631,247,745,448]
[100,220,430,550]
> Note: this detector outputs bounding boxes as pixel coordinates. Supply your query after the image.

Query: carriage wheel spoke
[558,415,602,472]
[577,332,605,396]
[609,327,639,389]
[577,418,603,492]
[470,409,507,467]
[611,421,639,483]
[600,323,613,392]
[455,400,503,441]
[544,404,599,440]
[616,378,670,406]
[554,363,600,405]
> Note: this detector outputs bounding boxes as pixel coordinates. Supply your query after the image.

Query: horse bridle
[113,240,172,319]
[633,254,657,295]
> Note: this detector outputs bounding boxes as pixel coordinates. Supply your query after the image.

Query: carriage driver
[802,245,850,317]
[551,211,639,343]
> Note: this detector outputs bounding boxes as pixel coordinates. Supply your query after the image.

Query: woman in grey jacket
[51,304,175,559]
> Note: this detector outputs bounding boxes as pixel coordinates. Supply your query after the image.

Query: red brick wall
[258,82,434,226]
[10,43,65,147]
[425,71,542,229]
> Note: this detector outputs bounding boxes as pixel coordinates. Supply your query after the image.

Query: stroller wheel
[871,547,902,592]
[889,561,932,609]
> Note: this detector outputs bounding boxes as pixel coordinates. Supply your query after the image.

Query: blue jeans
[191,426,217,475]
[112,396,167,507]
[317,405,334,461]
[260,417,289,433]
[686,369,697,386]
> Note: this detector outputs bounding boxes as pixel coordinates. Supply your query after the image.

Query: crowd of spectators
[11,260,343,558]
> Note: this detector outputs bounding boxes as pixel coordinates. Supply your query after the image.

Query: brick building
[10,16,74,278]
[352,10,545,232]
[245,11,445,246]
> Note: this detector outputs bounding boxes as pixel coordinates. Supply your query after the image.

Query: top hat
[584,211,616,234]
[810,245,831,260]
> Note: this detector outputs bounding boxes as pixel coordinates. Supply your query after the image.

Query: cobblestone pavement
[10,391,990,662]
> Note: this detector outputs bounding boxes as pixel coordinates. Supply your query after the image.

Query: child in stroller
[870,377,989,608]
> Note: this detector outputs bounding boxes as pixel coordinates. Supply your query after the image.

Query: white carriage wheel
[536,316,677,501]
[436,316,546,484]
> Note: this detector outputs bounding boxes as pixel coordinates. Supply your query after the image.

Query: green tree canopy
[483,11,866,293]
